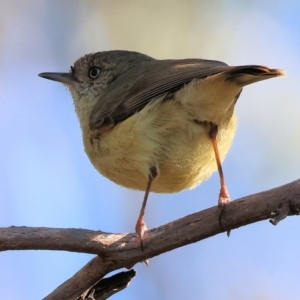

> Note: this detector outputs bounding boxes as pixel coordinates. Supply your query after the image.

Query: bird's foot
[218,186,231,236]
[135,217,149,265]
[135,217,147,251]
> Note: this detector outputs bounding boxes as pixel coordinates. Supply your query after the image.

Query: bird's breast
[83,92,237,193]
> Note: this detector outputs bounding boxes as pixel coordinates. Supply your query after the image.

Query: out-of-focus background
[1,1,299,299]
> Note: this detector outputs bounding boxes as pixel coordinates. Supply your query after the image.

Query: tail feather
[224,65,285,86]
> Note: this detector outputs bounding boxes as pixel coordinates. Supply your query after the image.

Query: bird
[39,50,284,247]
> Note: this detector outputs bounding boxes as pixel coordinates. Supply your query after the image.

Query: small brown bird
[39,50,284,245]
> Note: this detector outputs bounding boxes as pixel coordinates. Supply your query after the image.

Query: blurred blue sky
[1,1,300,299]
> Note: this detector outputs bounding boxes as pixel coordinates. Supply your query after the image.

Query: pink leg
[209,124,231,234]
[135,166,158,250]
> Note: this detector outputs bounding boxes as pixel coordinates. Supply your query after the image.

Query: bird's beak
[38,72,76,86]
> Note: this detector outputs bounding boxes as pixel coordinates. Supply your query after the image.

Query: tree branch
[1,179,300,299]
[76,269,136,300]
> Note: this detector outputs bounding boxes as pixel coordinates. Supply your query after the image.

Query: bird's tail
[223,65,285,86]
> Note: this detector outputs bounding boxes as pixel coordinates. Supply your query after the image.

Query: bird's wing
[89,58,230,131]
[89,59,282,132]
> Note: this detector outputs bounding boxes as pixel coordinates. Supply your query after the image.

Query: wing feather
[89,59,230,131]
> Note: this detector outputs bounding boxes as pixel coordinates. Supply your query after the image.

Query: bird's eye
[89,67,101,79]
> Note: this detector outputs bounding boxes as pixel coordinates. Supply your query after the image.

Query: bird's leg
[209,123,231,233]
[135,165,158,250]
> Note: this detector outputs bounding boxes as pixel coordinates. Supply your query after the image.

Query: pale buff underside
[80,74,240,193]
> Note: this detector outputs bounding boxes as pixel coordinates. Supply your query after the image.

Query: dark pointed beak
[38,72,76,85]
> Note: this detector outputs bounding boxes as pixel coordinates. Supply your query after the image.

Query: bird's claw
[135,218,147,250]
[218,187,231,236]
